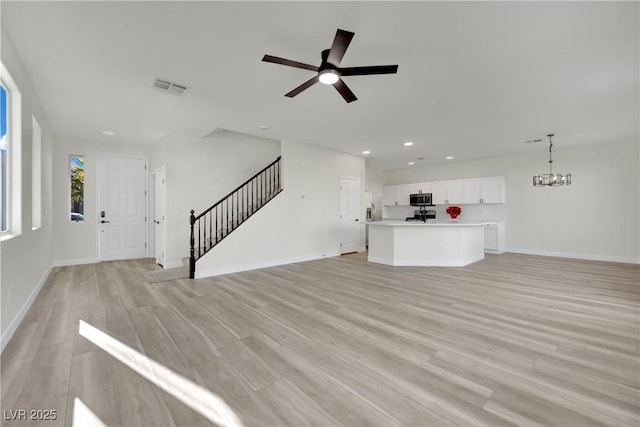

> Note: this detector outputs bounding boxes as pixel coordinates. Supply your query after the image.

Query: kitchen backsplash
[383,203,506,221]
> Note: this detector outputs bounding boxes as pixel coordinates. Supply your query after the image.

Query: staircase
[189,156,282,279]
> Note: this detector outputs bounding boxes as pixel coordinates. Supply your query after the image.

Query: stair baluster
[189,156,282,279]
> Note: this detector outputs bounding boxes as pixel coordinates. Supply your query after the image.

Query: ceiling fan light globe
[319,70,340,85]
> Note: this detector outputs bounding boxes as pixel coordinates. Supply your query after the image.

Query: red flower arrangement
[446,205,461,219]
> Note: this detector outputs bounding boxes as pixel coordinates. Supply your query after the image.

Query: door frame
[96,152,149,261]
[339,175,363,254]
[150,166,167,267]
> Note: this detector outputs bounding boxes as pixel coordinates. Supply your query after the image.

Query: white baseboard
[51,257,99,267]
[1,266,52,353]
[506,248,640,265]
[484,249,504,254]
[51,257,188,269]
[194,251,341,279]
[163,261,185,269]
[367,253,484,267]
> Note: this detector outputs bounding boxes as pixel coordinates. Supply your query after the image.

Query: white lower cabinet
[484,222,504,253]
[484,225,498,250]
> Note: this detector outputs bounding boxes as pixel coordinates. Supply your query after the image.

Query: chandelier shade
[533,134,572,187]
[533,172,571,186]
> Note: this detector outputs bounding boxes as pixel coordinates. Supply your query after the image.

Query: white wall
[149,136,167,174]
[1,32,54,346]
[159,130,281,267]
[195,140,366,278]
[51,137,150,264]
[382,140,639,263]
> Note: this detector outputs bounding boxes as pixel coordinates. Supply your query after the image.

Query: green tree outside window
[70,155,84,221]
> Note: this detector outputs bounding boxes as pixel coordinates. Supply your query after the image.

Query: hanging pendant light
[533,134,572,187]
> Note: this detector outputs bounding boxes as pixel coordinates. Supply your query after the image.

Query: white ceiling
[2,1,638,170]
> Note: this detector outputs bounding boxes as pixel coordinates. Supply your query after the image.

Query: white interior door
[153,168,166,266]
[340,176,361,254]
[98,154,147,261]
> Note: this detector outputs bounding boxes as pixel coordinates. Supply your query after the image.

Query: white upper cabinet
[447,180,465,204]
[431,181,449,205]
[463,179,483,204]
[396,182,433,206]
[383,185,399,206]
[396,183,415,205]
[416,182,433,194]
[481,176,505,203]
[385,176,505,206]
[432,181,448,205]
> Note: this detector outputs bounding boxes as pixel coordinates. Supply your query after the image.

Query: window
[70,155,84,222]
[32,116,42,229]
[1,84,7,232]
[0,62,21,240]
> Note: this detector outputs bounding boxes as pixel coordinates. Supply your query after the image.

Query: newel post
[189,210,196,279]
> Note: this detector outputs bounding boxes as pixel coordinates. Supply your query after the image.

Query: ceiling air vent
[152,78,190,96]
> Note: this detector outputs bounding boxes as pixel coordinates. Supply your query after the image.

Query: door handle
[154,220,160,224]
[100,220,110,224]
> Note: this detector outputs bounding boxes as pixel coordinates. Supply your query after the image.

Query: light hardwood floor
[1,253,639,426]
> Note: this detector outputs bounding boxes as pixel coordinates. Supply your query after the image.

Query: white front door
[153,168,166,266]
[98,154,147,261]
[340,176,361,254]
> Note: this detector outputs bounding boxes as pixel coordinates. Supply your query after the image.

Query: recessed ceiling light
[446,156,454,160]
[362,150,370,154]
[259,124,270,130]
[102,131,115,136]
[408,161,415,165]
[404,141,413,146]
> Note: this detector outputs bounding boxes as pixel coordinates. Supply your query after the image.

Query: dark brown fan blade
[339,65,398,76]
[326,29,355,66]
[285,75,320,98]
[333,78,357,103]
[262,55,319,72]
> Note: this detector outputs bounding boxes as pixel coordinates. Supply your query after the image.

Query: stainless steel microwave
[410,193,433,206]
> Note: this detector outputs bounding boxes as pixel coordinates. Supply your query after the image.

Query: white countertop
[367,219,499,227]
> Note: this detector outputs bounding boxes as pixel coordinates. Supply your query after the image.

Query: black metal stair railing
[189,156,282,279]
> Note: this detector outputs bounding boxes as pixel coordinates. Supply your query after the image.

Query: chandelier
[533,134,571,187]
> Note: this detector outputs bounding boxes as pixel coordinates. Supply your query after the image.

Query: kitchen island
[367,220,494,267]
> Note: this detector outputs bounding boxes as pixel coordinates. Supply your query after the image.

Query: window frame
[32,116,42,230]
[0,62,22,241]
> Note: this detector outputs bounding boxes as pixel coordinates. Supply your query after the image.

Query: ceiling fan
[262,29,398,103]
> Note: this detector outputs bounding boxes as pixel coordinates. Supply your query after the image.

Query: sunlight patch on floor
[72,398,108,427]
[78,320,243,427]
